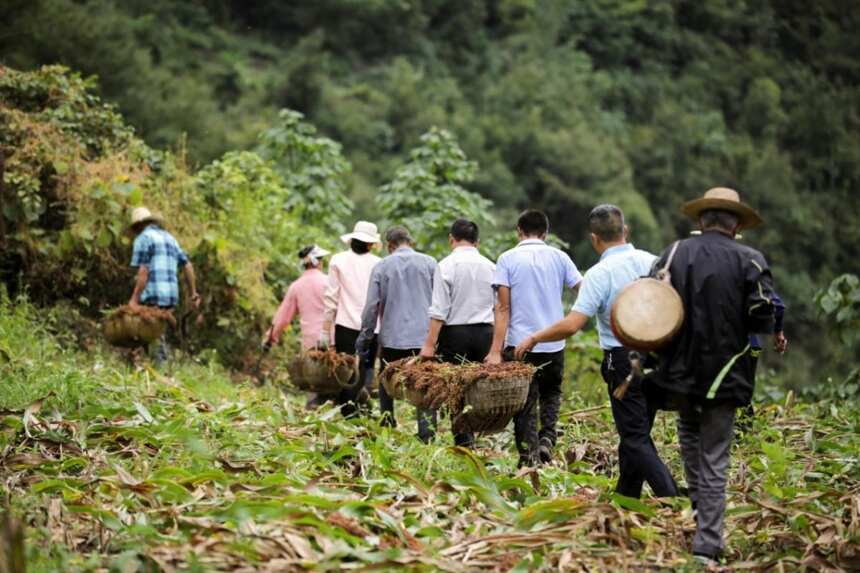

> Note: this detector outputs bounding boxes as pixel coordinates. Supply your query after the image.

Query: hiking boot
[538,437,553,463]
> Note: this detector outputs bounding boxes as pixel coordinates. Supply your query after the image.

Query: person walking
[322,221,382,415]
[356,226,437,442]
[514,205,678,498]
[419,218,496,447]
[264,245,331,408]
[265,245,331,350]
[651,187,778,565]
[485,210,582,466]
[128,207,200,366]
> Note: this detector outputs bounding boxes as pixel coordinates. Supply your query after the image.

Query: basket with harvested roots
[103,305,175,348]
[287,348,357,393]
[380,359,534,434]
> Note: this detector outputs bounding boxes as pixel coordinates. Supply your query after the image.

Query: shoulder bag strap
[655,240,681,283]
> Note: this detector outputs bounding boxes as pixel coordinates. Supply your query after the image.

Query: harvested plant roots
[380,359,535,414]
[108,305,177,327]
[305,348,356,378]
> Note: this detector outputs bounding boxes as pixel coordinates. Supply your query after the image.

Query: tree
[256,110,353,235]
[377,127,492,257]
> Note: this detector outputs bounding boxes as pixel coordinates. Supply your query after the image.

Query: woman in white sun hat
[320,221,382,414]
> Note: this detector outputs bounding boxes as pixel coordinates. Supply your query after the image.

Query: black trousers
[601,347,678,498]
[333,325,376,416]
[378,347,437,443]
[436,323,493,447]
[507,348,564,465]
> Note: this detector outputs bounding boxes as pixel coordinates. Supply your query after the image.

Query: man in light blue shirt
[486,210,582,466]
[515,205,678,498]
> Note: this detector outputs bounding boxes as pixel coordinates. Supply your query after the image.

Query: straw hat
[340,221,381,244]
[681,187,763,230]
[130,207,162,228]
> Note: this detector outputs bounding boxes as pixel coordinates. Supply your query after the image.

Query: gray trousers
[677,400,736,557]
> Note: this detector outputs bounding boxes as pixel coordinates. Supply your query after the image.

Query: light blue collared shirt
[493,239,582,353]
[571,243,657,350]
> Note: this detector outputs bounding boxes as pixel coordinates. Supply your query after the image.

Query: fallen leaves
[1,325,859,572]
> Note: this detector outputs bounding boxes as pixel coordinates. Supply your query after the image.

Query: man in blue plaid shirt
[129,207,201,364]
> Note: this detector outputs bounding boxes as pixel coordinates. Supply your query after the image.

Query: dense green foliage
[2,300,858,571]
[0,65,335,367]
[378,128,493,259]
[3,0,858,386]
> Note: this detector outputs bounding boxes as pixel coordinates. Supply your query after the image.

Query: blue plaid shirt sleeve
[131,234,154,268]
[175,240,189,267]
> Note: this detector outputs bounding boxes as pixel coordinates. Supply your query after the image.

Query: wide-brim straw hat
[681,187,763,230]
[130,207,163,229]
[340,221,381,244]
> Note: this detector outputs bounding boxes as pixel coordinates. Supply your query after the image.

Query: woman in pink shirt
[266,245,331,349]
[322,221,382,415]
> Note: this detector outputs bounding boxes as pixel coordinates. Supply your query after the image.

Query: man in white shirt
[420,219,496,447]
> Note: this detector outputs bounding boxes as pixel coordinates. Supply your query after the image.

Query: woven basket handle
[655,240,681,283]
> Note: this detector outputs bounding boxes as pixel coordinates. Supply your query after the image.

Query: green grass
[1,299,858,571]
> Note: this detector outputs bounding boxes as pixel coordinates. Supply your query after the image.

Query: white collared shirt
[428,246,496,326]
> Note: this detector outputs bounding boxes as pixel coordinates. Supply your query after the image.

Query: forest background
[1,0,858,393]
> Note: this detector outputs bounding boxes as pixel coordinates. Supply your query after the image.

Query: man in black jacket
[651,187,778,564]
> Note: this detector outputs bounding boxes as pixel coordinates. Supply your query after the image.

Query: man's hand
[128,298,141,310]
[484,350,502,365]
[190,292,202,310]
[773,331,788,354]
[513,336,536,361]
[262,329,275,350]
[419,344,435,361]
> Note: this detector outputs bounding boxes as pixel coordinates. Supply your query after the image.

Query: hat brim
[340,232,381,244]
[129,215,163,229]
[681,198,763,230]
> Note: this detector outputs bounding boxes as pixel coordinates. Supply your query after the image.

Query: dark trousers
[508,348,564,465]
[437,324,494,447]
[378,347,437,443]
[601,348,678,498]
[333,325,376,416]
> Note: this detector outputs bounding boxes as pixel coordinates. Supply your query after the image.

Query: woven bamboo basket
[103,311,168,348]
[380,377,434,409]
[451,375,530,435]
[287,353,356,393]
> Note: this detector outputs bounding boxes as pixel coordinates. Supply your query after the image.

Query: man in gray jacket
[356,226,438,442]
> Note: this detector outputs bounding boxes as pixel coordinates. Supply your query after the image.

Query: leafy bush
[813,274,860,395]
[0,65,338,367]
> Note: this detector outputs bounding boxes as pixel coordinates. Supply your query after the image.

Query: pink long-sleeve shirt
[323,249,381,334]
[270,268,328,349]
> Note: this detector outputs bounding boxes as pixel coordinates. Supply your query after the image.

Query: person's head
[298,245,330,269]
[588,204,628,254]
[129,206,162,236]
[516,209,549,240]
[350,239,372,254]
[385,225,414,253]
[698,209,741,237]
[681,187,762,234]
[340,220,381,254]
[449,218,479,248]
